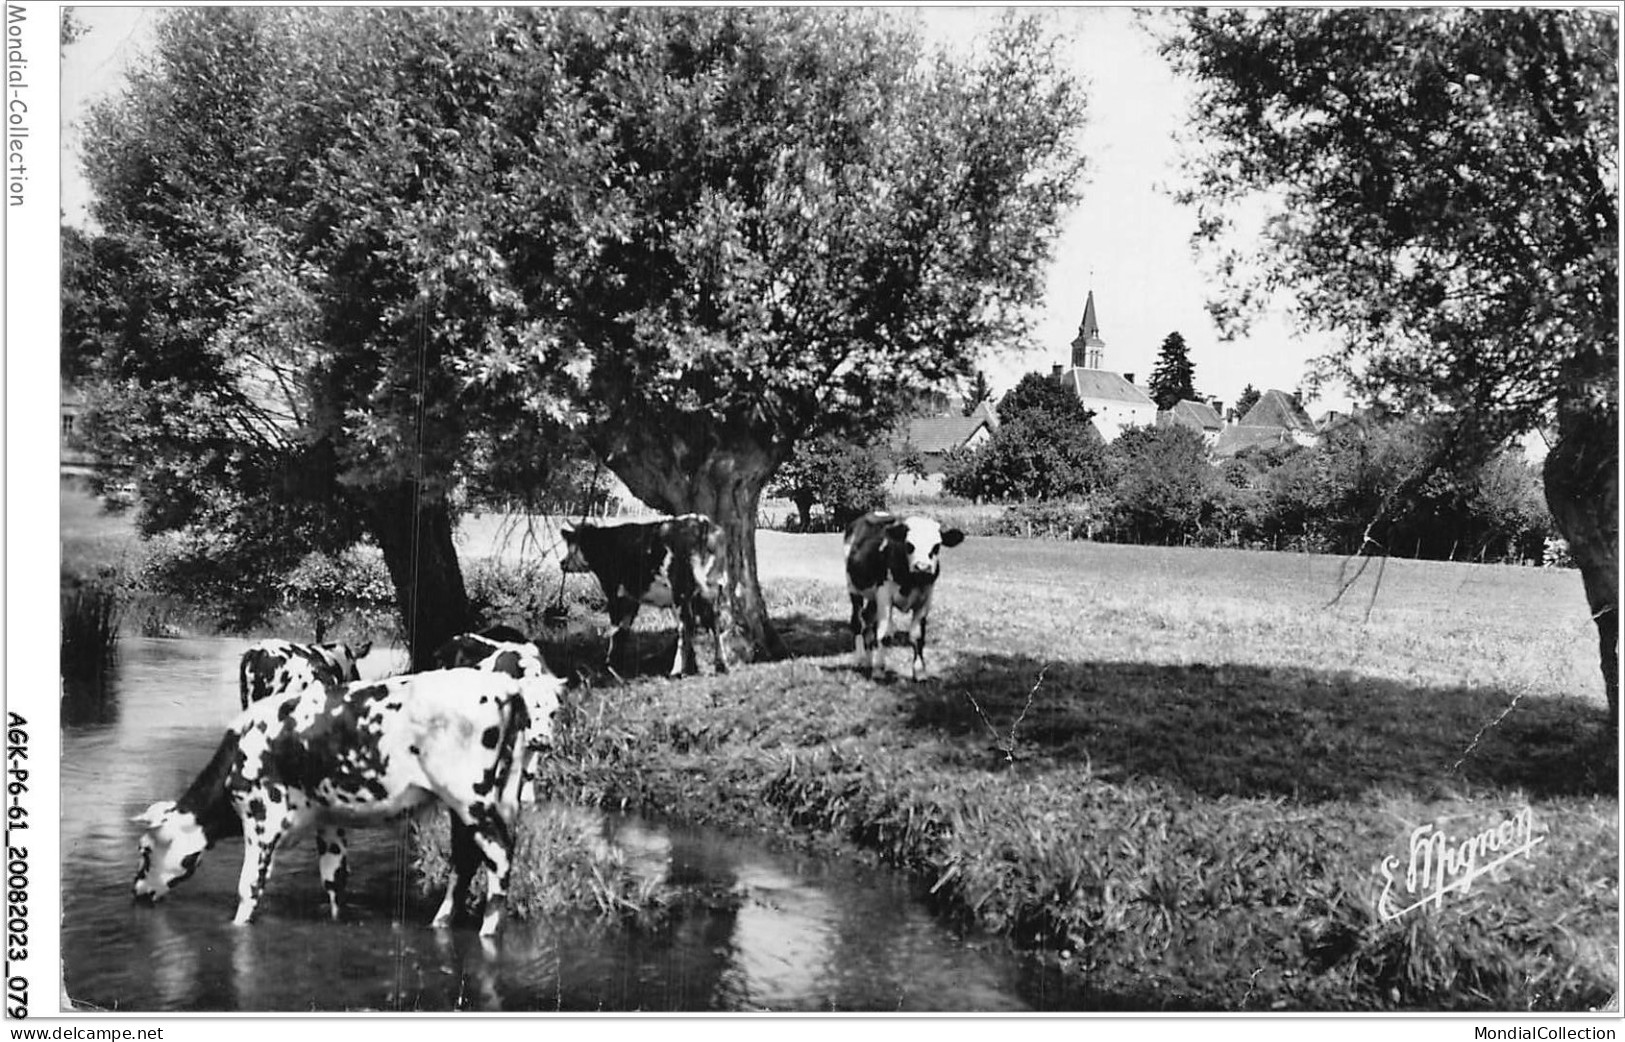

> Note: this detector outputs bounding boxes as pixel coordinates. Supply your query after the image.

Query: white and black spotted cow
[238,638,372,711]
[131,669,559,937]
[560,514,728,677]
[844,511,965,681]
[432,626,547,680]
[432,626,568,801]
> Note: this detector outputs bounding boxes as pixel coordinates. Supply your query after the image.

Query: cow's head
[131,800,208,904]
[322,640,372,681]
[675,515,727,597]
[558,524,591,574]
[518,674,567,751]
[886,517,966,578]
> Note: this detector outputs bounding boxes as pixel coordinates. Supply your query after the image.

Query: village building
[1212,388,1320,457]
[1156,398,1225,447]
[884,402,997,497]
[1049,290,1157,442]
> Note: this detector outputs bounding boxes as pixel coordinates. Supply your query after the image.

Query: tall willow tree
[77,8,1088,664]
[1160,8,1618,722]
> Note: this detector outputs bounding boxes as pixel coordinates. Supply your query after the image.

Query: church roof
[1058,368,1155,407]
[1070,290,1104,353]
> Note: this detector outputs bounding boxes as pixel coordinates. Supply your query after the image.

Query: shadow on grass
[540,617,732,685]
[915,652,1617,802]
[775,612,855,660]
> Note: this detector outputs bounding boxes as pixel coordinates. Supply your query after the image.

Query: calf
[131,669,560,937]
[238,638,372,711]
[560,514,728,677]
[844,511,965,680]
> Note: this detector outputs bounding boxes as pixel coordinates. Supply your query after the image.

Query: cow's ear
[885,521,910,543]
[132,801,175,828]
[941,528,965,549]
[354,640,373,659]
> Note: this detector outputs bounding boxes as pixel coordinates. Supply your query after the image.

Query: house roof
[1059,368,1155,407]
[1239,389,1315,432]
[904,414,989,455]
[1213,424,1295,458]
[1160,399,1223,431]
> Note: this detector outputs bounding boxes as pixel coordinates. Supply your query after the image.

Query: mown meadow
[506,524,1617,1012]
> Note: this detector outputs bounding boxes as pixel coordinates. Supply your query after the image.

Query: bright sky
[57,4,1352,415]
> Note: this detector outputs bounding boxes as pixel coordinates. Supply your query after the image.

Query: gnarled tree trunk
[1543,401,1619,725]
[597,428,790,664]
[367,481,473,671]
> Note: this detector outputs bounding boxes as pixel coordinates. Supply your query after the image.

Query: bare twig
[964,665,1048,766]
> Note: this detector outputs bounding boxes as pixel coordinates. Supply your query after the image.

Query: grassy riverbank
[527,535,1617,1012]
[61,482,1617,1009]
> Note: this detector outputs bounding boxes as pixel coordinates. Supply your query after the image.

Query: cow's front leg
[669,605,693,678]
[872,591,896,677]
[315,826,348,920]
[605,599,640,676]
[233,820,288,926]
[465,813,518,938]
[908,612,929,681]
[850,593,878,672]
[432,816,483,930]
[707,600,728,675]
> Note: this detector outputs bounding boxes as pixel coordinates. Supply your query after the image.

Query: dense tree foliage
[1160,8,1618,719]
[1146,330,1199,411]
[944,371,1106,501]
[74,8,1088,663]
[1104,425,1215,544]
[767,434,887,532]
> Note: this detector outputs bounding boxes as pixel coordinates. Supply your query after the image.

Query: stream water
[61,636,1087,1012]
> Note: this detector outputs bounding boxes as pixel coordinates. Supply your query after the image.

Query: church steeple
[1070,290,1105,369]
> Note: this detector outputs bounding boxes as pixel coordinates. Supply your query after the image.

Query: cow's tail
[237,653,251,711]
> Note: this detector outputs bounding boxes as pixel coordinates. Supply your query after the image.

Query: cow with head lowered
[238,638,372,710]
[559,514,728,677]
[131,669,561,938]
[432,625,569,801]
[844,511,965,681]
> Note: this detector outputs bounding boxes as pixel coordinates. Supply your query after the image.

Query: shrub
[994,499,1101,540]
[280,547,396,641]
[770,434,888,532]
[61,577,121,679]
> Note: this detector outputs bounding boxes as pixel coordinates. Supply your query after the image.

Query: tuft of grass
[61,578,121,678]
[412,801,674,922]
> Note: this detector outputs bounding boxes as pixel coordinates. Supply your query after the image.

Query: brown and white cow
[844,511,965,681]
[238,638,372,710]
[132,669,559,937]
[560,514,728,677]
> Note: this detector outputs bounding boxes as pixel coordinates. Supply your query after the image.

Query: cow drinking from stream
[132,669,558,937]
